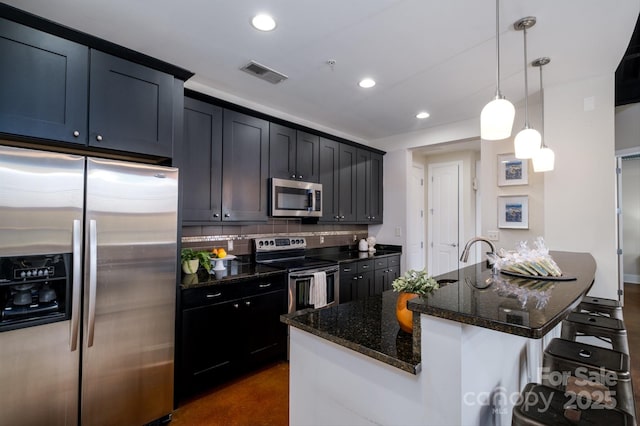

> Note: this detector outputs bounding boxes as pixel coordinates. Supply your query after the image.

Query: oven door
[288,265,339,313]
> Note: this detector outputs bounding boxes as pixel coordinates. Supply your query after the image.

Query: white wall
[543,73,618,298]
[375,73,620,299]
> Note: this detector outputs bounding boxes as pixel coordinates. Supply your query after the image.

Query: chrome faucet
[459,237,497,263]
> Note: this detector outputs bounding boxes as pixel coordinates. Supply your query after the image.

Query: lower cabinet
[339,255,401,304]
[179,274,287,399]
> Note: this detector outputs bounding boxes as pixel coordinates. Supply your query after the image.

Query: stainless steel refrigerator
[0,144,178,425]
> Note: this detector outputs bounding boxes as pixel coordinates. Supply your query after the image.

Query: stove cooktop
[260,257,336,272]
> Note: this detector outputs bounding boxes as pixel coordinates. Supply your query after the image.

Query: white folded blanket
[309,271,328,309]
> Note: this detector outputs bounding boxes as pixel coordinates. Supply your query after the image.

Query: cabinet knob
[340,215,345,219]
[96,135,103,142]
[213,213,220,218]
[334,216,340,220]
[298,175,303,179]
[371,216,376,220]
[358,275,363,279]
[73,130,80,137]
[291,174,296,179]
[352,276,358,280]
[224,213,230,218]
[362,265,368,269]
[233,303,239,308]
[245,301,251,307]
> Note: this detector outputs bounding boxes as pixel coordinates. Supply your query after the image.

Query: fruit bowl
[209,254,236,271]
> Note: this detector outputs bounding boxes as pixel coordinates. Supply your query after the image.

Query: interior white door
[428,162,461,276]
[407,163,425,270]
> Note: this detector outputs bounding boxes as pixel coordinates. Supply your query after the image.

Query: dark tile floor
[173,283,640,424]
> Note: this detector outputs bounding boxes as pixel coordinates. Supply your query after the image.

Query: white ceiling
[7,0,639,143]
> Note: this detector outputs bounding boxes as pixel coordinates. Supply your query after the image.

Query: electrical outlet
[319,236,324,244]
[487,231,499,241]
[227,239,234,251]
[395,226,402,237]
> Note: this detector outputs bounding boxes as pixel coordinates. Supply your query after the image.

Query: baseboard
[624,273,640,284]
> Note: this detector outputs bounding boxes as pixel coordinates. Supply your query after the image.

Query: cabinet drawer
[242,274,286,297]
[388,255,400,268]
[373,257,388,270]
[357,260,374,273]
[182,284,242,309]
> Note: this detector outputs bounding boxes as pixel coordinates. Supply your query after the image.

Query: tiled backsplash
[182,218,369,255]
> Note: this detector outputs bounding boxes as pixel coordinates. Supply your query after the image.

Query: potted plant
[392,269,439,333]
[181,248,212,274]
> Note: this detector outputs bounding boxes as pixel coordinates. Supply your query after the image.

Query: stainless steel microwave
[270,178,322,217]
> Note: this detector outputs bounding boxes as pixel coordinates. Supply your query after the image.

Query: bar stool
[561,312,629,355]
[512,383,635,425]
[575,296,623,320]
[541,337,635,418]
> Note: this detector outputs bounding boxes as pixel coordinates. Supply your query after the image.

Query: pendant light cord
[495,0,501,97]
[523,27,530,128]
[539,65,545,147]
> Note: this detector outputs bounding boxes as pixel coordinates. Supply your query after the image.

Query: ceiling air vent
[240,60,288,84]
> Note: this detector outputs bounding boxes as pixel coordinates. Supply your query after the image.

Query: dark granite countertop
[181,257,286,290]
[408,251,596,338]
[281,290,421,374]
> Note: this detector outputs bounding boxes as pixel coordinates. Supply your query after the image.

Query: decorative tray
[500,270,576,281]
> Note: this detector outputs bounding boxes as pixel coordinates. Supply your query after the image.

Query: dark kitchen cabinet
[270,123,320,182]
[339,260,374,303]
[179,274,287,399]
[0,18,88,144]
[181,97,223,222]
[356,149,383,223]
[0,18,177,158]
[222,110,269,221]
[374,255,400,294]
[319,138,357,223]
[88,50,175,157]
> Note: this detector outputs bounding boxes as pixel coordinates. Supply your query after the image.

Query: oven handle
[289,266,339,280]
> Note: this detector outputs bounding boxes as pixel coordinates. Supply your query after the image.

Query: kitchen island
[282,251,596,425]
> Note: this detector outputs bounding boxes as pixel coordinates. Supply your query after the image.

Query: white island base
[289,315,558,426]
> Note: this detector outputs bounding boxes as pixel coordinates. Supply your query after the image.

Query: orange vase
[396,292,418,333]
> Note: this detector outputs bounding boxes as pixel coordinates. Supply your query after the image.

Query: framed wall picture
[497,154,528,186]
[498,195,529,229]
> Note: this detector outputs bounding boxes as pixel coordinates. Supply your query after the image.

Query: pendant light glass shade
[481,97,515,140]
[514,127,541,159]
[533,146,555,172]
[514,17,540,159]
[480,0,514,140]
[532,56,554,172]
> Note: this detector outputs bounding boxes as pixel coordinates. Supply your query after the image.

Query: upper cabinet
[181,97,223,222]
[88,51,174,157]
[356,149,383,223]
[0,11,191,159]
[269,123,319,182]
[0,18,89,144]
[222,110,269,222]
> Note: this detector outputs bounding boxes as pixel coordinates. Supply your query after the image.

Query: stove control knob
[20,271,26,278]
[258,241,263,247]
[38,270,44,276]
[44,269,49,276]
[270,241,274,246]
[27,270,32,277]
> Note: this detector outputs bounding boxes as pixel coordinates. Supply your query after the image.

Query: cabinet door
[182,97,223,222]
[338,144,358,222]
[269,123,296,180]
[181,301,239,391]
[242,290,287,367]
[357,271,374,299]
[319,137,340,222]
[385,266,400,292]
[369,152,384,223]
[374,269,386,295]
[295,131,320,182]
[89,50,174,157]
[0,18,88,144]
[339,264,358,304]
[222,110,269,221]
[356,149,372,222]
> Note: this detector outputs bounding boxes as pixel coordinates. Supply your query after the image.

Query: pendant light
[513,17,541,159]
[480,0,515,140]
[532,57,555,172]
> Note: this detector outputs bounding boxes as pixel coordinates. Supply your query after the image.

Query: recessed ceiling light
[416,112,430,119]
[251,14,276,31]
[358,78,376,88]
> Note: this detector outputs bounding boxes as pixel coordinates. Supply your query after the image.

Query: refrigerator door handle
[70,219,82,351]
[87,219,98,347]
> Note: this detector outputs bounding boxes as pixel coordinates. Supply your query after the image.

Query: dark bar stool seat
[561,312,629,355]
[575,296,623,320]
[541,338,635,418]
[513,382,635,425]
